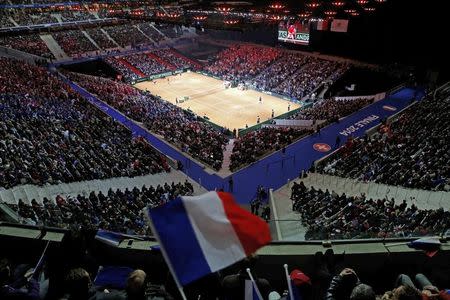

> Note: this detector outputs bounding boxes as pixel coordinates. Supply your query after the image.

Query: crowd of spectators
[9,181,194,235]
[230,127,313,171]
[317,94,450,191]
[152,49,194,69]
[273,59,349,100]
[251,53,309,91]
[67,72,228,170]
[11,10,58,26]
[2,231,448,300]
[137,22,166,43]
[53,30,98,56]
[60,10,97,22]
[290,97,374,123]
[291,181,450,240]
[0,11,14,28]
[85,27,118,49]
[122,53,170,77]
[205,44,281,83]
[0,7,111,29]
[205,45,348,100]
[104,57,142,82]
[0,58,168,189]
[0,34,54,59]
[104,24,151,47]
[157,23,183,38]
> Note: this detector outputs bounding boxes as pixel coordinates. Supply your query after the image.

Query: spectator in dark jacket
[326,268,375,300]
[222,256,271,300]
[0,258,40,300]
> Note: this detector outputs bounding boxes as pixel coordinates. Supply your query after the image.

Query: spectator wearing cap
[289,269,312,300]
[291,269,311,286]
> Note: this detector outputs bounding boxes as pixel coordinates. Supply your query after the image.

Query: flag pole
[31,240,51,279]
[284,264,294,300]
[146,208,188,300]
[246,268,264,300]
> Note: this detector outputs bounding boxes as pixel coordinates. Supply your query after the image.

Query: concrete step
[40,34,69,60]
[0,170,207,205]
[100,28,121,48]
[135,25,156,45]
[81,30,101,50]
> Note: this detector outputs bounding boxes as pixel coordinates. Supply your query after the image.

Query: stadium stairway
[169,48,202,69]
[100,28,121,48]
[116,57,146,78]
[8,17,19,27]
[40,34,69,60]
[271,183,307,241]
[218,139,235,177]
[81,30,101,50]
[0,170,206,205]
[149,23,166,39]
[145,52,177,71]
[134,25,156,45]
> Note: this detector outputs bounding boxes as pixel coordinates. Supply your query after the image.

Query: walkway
[0,170,206,204]
[40,34,68,60]
[218,139,234,177]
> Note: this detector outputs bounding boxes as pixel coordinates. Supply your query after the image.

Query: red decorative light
[374,0,387,2]
[351,11,360,16]
[193,15,207,21]
[224,19,239,24]
[357,0,369,4]
[325,10,337,16]
[306,2,320,9]
[364,7,376,11]
[332,1,345,6]
[269,15,283,20]
[269,3,284,9]
[344,8,356,13]
[217,6,233,12]
[298,12,311,18]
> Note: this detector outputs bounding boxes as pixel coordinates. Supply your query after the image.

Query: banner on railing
[333,95,376,101]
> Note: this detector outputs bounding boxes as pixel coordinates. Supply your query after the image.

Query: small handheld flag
[407,237,441,257]
[246,268,263,300]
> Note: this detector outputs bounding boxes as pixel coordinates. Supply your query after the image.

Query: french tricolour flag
[244,280,261,300]
[147,191,271,286]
